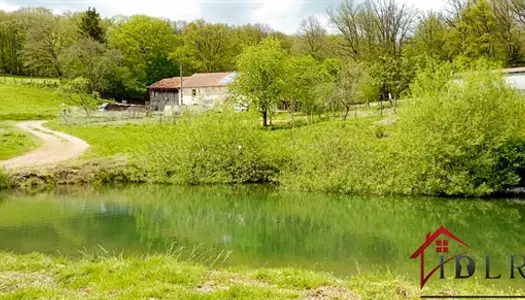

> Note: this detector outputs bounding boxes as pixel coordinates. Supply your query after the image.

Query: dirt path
[0,121,89,170]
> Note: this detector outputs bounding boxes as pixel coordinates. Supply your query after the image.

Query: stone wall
[181,86,230,108]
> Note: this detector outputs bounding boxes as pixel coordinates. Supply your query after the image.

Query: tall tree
[298,16,327,60]
[413,12,449,61]
[20,8,72,77]
[327,0,362,59]
[108,15,178,85]
[444,0,503,63]
[64,38,123,94]
[0,11,25,75]
[328,0,418,60]
[492,0,524,66]
[363,0,419,57]
[172,19,237,73]
[236,23,272,46]
[79,7,105,43]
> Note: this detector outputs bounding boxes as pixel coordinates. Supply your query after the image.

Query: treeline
[2,0,525,102]
[0,7,296,100]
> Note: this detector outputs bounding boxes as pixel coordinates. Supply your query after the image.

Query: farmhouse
[148,72,237,112]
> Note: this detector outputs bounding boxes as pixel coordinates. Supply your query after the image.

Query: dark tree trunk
[343,106,350,120]
[262,110,268,127]
[290,105,295,128]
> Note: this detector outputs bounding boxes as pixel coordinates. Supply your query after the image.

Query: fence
[59,109,149,126]
[0,76,60,89]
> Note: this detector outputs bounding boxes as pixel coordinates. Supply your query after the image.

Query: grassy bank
[45,121,158,158]
[0,252,520,299]
[0,121,39,160]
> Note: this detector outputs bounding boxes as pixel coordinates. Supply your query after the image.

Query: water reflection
[0,185,524,287]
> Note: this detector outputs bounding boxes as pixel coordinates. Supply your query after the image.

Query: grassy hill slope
[0,84,69,120]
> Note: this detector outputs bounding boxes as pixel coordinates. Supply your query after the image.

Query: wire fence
[59,109,149,125]
[0,76,60,89]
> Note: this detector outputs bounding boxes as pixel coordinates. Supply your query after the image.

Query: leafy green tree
[0,11,25,75]
[231,38,286,127]
[394,60,525,196]
[172,19,238,73]
[413,12,449,61]
[369,55,416,113]
[235,23,272,46]
[444,0,503,63]
[330,61,373,119]
[20,8,73,77]
[108,15,178,85]
[492,0,524,67]
[63,38,122,94]
[78,7,105,43]
[282,55,330,125]
[104,66,145,101]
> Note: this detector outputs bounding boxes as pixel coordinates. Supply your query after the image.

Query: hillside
[0,84,70,120]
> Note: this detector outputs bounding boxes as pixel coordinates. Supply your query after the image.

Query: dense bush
[279,120,389,194]
[390,63,525,196]
[137,110,288,185]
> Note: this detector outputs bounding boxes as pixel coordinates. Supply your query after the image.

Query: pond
[1,185,525,288]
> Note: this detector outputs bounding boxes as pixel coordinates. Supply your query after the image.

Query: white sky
[0,0,448,34]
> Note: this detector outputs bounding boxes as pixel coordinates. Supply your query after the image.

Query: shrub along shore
[3,64,525,197]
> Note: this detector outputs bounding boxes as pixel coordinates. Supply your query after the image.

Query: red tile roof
[149,72,234,89]
[148,77,188,89]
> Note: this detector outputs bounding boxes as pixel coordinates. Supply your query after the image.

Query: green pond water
[1,185,525,289]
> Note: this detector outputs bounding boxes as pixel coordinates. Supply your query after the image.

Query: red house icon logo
[410,226,471,289]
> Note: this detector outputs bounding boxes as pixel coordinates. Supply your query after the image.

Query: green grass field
[45,121,159,158]
[0,84,70,120]
[0,252,520,299]
[0,121,39,160]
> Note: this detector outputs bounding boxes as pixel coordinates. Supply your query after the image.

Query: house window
[436,240,449,253]
[192,89,197,96]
